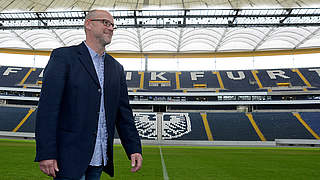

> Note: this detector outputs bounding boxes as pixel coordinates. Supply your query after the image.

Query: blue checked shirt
[85,42,108,166]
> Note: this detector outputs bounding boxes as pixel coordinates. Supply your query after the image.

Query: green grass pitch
[0,139,320,180]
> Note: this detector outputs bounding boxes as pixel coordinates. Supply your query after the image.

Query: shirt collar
[84,41,106,59]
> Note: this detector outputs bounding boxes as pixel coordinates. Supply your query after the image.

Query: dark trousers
[54,166,103,180]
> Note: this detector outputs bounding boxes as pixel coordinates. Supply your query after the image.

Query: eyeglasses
[88,19,117,29]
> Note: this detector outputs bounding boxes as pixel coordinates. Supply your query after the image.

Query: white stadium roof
[1,0,320,54]
[1,0,320,11]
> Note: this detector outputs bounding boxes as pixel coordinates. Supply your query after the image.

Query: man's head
[84,10,115,47]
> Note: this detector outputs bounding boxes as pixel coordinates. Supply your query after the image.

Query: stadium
[0,0,320,179]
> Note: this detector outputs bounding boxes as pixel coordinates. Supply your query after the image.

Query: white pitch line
[159,146,169,180]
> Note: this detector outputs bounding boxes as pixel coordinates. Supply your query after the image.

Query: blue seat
[252,112,315,140]
[206,112,260,141]
[0,106,34,132]
[299,112,320,136]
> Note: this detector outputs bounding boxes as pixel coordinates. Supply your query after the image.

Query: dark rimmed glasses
[88,19,117,29]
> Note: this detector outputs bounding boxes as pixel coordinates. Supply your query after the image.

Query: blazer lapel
[104,54,114,129]
[104,54,113,95]
[77,42,100,87]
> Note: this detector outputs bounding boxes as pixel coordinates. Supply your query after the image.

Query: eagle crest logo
[162,113,191,140]
[134,112,157,139]
[134,112,192,140]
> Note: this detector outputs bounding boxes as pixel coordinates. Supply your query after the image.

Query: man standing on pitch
[35,10,142,180]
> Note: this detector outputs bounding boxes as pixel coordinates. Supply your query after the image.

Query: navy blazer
[35,42,142,179]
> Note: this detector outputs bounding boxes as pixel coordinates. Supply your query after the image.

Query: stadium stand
[256,69,306,90]
[0,67,32,88]
[22,68,43,88]
[1,65,320,142]
[2,106,319,141]
[179,71,221,91]
[1,66,320,92]
[300,68,320,89]
[0,106,35,132]
[206,112,260,141]
[252,112,315,140]
[16,108,36,133]
[219,70,259,92]
[299,112,320,136]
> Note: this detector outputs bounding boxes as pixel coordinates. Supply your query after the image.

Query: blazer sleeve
[116,65,142,159]
[35,49,69,162]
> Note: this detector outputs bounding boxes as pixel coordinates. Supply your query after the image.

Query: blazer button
[98,89,101,93]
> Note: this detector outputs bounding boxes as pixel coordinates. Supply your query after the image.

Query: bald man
[35,10,142,180]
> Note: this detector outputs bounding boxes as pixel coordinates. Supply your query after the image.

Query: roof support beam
[136,28,143,52]
[177,28,184,52]
[253,28,275,51]
[227,0,235,9]
[44,0,55,11]
[2,8,320,30]
[228,9,240,26]
[247,0,255,7]
[11,31,34,50]
[88,0,96,10]
[51,30,66,46]
[275,0,285,8]
[279,9,293,24]
[215,29,229,52]
[1,0,15,12]
[181,0,185,9]
[294,27,320,49]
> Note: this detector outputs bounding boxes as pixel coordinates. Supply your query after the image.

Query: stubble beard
[101,32,112,47]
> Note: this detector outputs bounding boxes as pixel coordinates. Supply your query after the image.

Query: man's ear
[84,20,91,31]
